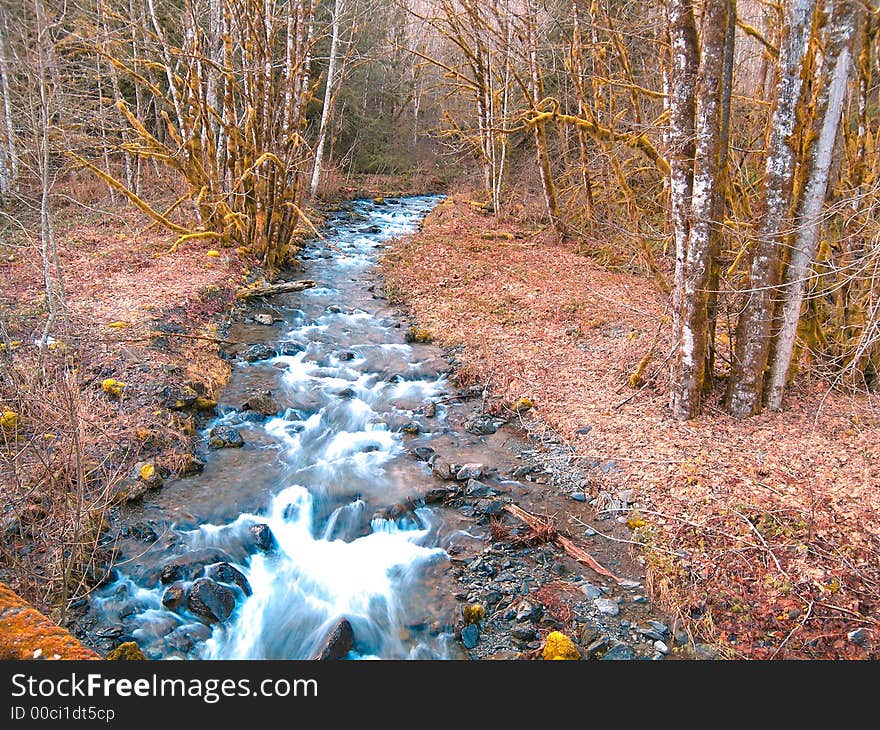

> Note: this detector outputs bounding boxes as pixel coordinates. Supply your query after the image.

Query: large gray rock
[187,578,236,623]
[594,598,620,616]
[313,618,354,660]
[456,463,484,481]
[464,415,497,436]
[243,344,277,362]
[248,523,276,552]
[205,562,252,596]
[241,390,280,417]
[600,642,636,660]
[208,425,244,449]
[432,460,455,481]
[461,624,479,649]
[161,583,186,610]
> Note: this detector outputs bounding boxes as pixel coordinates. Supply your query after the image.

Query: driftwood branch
[502,503,622,583]
[107,331,240,346]
[236,279,316,300]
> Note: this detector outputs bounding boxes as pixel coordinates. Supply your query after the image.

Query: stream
[84,195,490,660]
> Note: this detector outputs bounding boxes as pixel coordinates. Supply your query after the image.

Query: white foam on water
[203,485,447,659]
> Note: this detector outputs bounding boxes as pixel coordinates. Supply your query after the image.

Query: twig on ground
[730,508,790,579]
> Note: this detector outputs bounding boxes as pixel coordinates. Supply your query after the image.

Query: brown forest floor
[381,194,880,660]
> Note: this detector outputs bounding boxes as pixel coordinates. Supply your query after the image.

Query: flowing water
[86,195,495,660]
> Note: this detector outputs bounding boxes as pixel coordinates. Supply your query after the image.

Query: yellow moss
[463,603,486,625]
[135,428,152,441]
[206,249,221,258]
[106,641,146,660]
[102,378,126,398]
[407,326,433,343]
[106,321,131,330]
[513,397,533,413]
[627,513,647,530]
[1,411,19,430]
[479,231,514,240]
[542,631,581,660]
[194,397,217,412]
[139,463,155,481]
[373,197,386,204]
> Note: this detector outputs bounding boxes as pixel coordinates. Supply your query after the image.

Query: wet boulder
[122,521,158,543]
[241,390,280,417]
[431,459,455,481]
[180,455,205,476]
[110,480,148,505]
[424,486,460,504]
[187,578,236,623]
[334,349,358,361]
[423,401,437,418]
[456,463,483,481]
[464,414,498,436]
[278,342,305,357]
[253,313,275,326]
[243,344,278,362]
[465,479,495,498]
[159,548,235,584]
[131,461,163,490]
[312,618,354,660]
[160,384,199,411]
[161,582,186,610]
[208,425,244,449]
[205,562,252,596]
[248,523,276,552]
[411,446,436,462]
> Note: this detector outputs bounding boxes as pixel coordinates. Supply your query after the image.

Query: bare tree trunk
[0,8,18,200]
[726,0,817,418]
[765,0,858,410]
[670,0,730,420]
[571,0,595,222]
[704,0,737,385]
[33,0,65,345]
[526,0,566,239]
[310,0,343,197]
[146,0,184,132]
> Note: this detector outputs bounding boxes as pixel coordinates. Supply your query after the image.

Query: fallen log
[502,503,622,583]
[236,279,316,300]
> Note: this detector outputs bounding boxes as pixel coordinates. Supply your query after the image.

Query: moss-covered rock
[405,326,433,343]
[542,631,581,660]
[133,461,163,490]
[463,603,485,626]
[0,410,19,430]
[101,378,126,399]
[194,397,217,413]
[106,641,146,660]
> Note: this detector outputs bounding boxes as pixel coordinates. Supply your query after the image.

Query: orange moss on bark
[0,583,99,660]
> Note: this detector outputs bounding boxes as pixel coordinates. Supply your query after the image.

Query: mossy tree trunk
[726,0,817,418]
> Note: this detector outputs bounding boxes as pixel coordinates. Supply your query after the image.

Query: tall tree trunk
[526,0,566,239]
[726,0,817,418]
[33,0,65,346]
[0,8,18,200]
[670,0,730,420]
[765,0,858,410]
[704,0,737,385]
[310,0,343,197]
